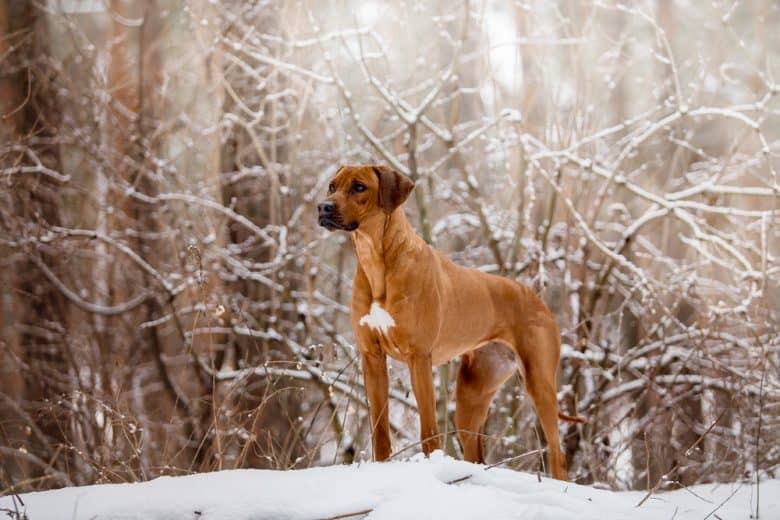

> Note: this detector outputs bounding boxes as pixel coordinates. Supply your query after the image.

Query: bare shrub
[1,0,777,493]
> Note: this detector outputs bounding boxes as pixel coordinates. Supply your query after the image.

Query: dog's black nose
[318,201,335,215]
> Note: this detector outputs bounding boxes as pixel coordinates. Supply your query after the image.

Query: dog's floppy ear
[373,165,414,214]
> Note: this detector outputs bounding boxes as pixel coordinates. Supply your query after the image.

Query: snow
[1,452,776,520]
[359,302,395,333]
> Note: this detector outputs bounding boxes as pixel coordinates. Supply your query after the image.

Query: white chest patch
[359,302,396,333]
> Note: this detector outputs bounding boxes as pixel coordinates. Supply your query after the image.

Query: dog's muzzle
[317,201,358,231]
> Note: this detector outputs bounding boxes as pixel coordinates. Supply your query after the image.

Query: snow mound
[1,451,775,519]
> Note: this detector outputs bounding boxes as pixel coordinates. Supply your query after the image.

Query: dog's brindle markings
[318,164,585,480]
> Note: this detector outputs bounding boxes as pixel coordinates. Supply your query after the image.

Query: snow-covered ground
[1,452,776,520]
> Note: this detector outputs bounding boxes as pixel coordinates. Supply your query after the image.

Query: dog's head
[317,165,414,232]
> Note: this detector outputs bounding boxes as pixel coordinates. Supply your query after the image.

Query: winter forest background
[1,0,778,495]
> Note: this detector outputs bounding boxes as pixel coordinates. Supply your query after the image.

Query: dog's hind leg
[455,342,517,463]
[519,325,568,480]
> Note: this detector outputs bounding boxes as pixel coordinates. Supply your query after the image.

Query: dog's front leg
[408,352,441,455]
[360,346,392,461]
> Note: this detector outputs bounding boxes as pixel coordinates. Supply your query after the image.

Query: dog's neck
[351,208,423,301]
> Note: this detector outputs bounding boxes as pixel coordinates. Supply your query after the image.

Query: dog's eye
[328,183,336,194]
[352,182,366,193]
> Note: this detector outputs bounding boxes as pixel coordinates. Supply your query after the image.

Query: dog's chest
[359,302,395,333]
[357,301,412,359]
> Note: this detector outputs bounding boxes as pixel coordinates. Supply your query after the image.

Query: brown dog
[318,164,584,480]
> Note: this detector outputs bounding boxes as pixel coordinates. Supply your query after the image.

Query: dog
[318,164,584,480]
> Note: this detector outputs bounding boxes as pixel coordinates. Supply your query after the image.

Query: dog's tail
[558,412,587,424]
